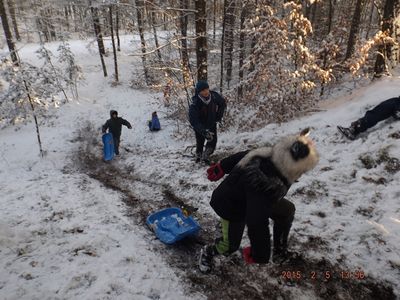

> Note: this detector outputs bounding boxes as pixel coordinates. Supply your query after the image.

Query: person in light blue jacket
[148,111,161,131]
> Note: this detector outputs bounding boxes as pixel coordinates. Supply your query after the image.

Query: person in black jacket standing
[199,129,319,273]
[189,81,226,164]
[102,110,132,155]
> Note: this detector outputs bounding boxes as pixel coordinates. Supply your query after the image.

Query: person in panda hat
[199,128,319,273]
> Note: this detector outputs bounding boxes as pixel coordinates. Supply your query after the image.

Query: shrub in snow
[57,41,84,99]
[0,60,53,126]
[237,1,331,128]
[349,31,397,76]
[0,43,82,127]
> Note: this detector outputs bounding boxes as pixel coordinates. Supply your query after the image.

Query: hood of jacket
[110,110,118,118]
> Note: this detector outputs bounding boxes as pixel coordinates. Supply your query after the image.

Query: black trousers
[195,125,217,155]
[356,97,400,134]
[214,198,295,261]
[113,136,120,155]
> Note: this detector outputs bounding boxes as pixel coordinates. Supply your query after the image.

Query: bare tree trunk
[64,6,70,32]
[374,0,398,77]
[91,6,106,55]
[149,1,162,62]
[305,1,311,20]
[220,0,226,92]
[72,4,79,32]
[38,13,49,42]
[320,0,335,97]
[225,0,236,89]
[67,5,73,32]
[47,8,57,41]
[195,0,208,81]
[180,0,190,72]
[39,8,51,42]
[7,0,20,41]
[91,6,107,77]
[23,15,30,41]
[311,1,318,26]
[109,5,119,82]
[116,5,121,51]
[365,0,375,39]
[248,38,257,73]
[136,0,150,85]
[327,0,334,35]
[102,9,110,36]
[23,80,44,157]
[238,0,248,98]
[247,0,258,74]
[0,0,18,64]
[345,0,364,60]
[213,0,217,42]
[179,0,193,97]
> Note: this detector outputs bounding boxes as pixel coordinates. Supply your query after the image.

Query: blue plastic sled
[146,207,200,244]
[102,133,114,161]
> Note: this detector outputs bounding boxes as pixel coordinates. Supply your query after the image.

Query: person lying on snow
[199,129,319,273]
[102,110,132,155]
[337,96,400,140]
[148,111,161,131]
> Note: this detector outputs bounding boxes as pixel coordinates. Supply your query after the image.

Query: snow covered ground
[0,36,399,299]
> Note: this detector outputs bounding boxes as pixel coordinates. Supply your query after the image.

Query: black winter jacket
[102,110,132,138]
[210,150,291,262]
[189,91,226,136]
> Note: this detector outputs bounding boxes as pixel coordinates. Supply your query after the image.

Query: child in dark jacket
[199,129,319,273]
[148,111,161,131]
[102,110,132,155]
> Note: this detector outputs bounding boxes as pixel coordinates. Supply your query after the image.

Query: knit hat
[196,81,209,93]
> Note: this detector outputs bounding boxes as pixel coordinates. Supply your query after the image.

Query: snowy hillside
[0,37,399,300]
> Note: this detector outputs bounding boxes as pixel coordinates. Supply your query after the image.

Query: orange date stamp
[281,270,366,281]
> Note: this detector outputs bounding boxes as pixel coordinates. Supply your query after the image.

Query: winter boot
[195,152,202,163]
[273,218,295,264]
[272,247,298,264]
[337,119,362,140]
[337,125,357,140]
[199,245,216,273]
[202,147,214,165]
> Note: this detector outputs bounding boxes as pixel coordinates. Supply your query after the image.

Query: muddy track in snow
[71,123,396,300]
